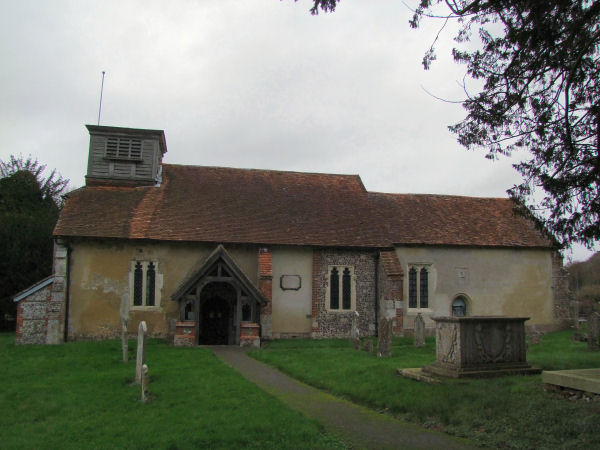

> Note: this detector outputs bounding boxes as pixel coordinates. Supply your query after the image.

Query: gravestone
[414,313,425,348]
[588,312,600,351]
[529,331,542,346]
[571,301,580,329]
[120,293,130,362]
[121,318,128,363]
[141,364,149,403]
[362,339,373,353]
[377,317,393,357]
[350,311,360,350]
[136,321,147,384]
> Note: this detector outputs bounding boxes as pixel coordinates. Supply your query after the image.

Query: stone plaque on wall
[280,275,301,291]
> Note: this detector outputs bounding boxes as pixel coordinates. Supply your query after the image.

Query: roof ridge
[162,163,362,179]
[368,191,511,201]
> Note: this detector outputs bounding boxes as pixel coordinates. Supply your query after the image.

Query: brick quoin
[258,247,273,314]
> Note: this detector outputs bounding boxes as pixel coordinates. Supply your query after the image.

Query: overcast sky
[0,0,594,261]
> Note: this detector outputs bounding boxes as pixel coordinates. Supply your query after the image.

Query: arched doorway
[198,282,236,345]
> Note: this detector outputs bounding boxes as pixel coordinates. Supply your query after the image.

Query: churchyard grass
[250,330,600,449]
[0,333,343,449]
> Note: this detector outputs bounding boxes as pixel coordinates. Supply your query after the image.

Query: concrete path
[210,346,474,449]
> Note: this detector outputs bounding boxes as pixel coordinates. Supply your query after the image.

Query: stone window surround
[325,265,357,312]
[407,263,433,313]
[129,259,162,310]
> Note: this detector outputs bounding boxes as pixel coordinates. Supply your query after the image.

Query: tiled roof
[55,164,386,247]
[368,192,552,248]
[54,164,553,249]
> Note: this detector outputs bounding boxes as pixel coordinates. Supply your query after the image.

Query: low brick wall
[174,321,196,346]
[240,322,260,348]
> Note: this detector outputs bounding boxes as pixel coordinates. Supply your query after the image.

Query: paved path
[210,346,474,449]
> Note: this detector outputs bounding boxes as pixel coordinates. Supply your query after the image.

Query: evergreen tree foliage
[0,157,68,330]
[301,0,600,248]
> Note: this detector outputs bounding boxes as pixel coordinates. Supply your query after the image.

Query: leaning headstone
[588,312,599,351]
[350,311,360,350]
[120,293,130,362]
[571,301,580,329]
[414,313,425,348]
[121,318,129,363]
[141,364,149,403]
[529,331,542,346]
[377,317,393,357]
[362,340,374,353]
[136,321,147,384]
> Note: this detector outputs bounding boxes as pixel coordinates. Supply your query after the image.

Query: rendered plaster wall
[395,246,556,331]
[271,246,313,337]
[67,239,258,340]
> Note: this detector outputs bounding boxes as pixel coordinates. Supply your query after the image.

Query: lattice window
[328,265,355,311]
[134,262,143,306]
[131,260,160,308]
[330,267,339,310]
[408,268,417,308]
[146,262,156,306]
[342,268,351,310]
[419,268,428,309]
[408,265,431,310]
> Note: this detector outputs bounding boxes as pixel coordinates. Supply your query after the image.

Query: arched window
[146,262,156,306]
[452,296,467,317]
[408,268,417,308]
[134,262,143,306]
[342,268,351,310]
[419,268,428,308]
[330,267,339,309]
[131,260,161,308]
[408,265,431,310]
[328,266,354,311]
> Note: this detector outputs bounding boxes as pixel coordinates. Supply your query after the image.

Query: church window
[327,266,355,311]
[131,260,161,308]
[408,265,431,310]
[133,262,143,306]
[342,268,351,309]
[146,262,156,306]
[452,296,467,317]
[330,267,339,309]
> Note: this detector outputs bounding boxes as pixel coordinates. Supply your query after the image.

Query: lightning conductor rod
[97,71,106,125]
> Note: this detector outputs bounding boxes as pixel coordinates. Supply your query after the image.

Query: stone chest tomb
[423,316,541,378]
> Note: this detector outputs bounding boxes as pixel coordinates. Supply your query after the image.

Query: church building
[14,125,570,345]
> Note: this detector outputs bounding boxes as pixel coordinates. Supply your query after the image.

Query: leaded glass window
[408,268,417,308]
[134,262,143,306]
[146,262,156,306]
[330,267,339,309]
[342,268,351,310]
[419,268,428,309]
[131,260,160,308]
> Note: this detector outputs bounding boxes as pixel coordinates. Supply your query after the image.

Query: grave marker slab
[136,321,147,384]
[414,313,425,348]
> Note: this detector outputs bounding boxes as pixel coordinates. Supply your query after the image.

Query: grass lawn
[250,330,600,449]
[0,333,344,449]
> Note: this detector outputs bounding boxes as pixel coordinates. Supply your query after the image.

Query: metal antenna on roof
[97,71,106,125]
